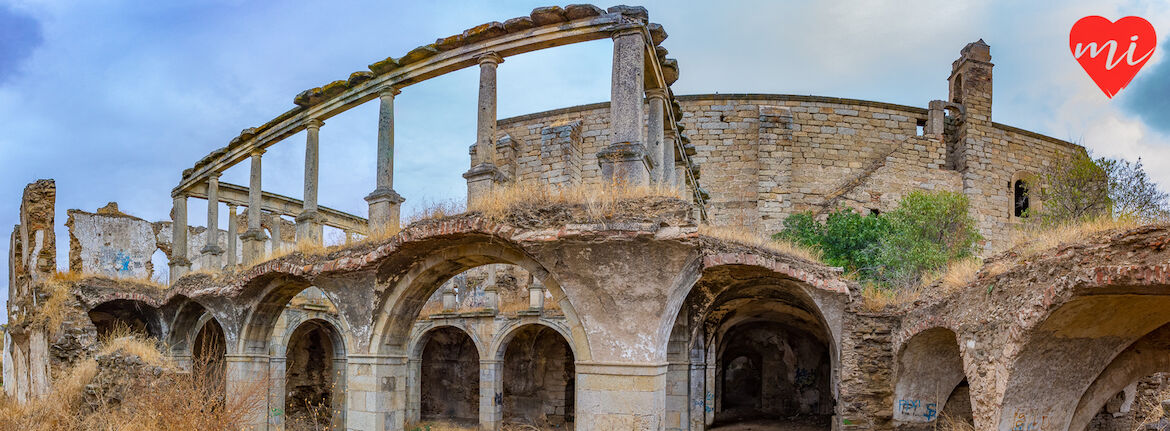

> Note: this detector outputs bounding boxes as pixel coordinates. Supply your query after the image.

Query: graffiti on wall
[1011,410,1051,431]
[897,399,937,421]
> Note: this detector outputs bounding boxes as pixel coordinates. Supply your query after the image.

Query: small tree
[775,209,888,277]
[1101,157,1170,221]
[1036,152,1170,224]
[1035,151,1110,225]
[874,191,982,289]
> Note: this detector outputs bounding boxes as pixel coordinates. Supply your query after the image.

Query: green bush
[774,191,981,289]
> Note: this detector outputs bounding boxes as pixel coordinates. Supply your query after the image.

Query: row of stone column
[171,28,681,279]
[170,87,407,279]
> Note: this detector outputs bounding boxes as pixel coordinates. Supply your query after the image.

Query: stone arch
[166,295,218,357]
[410,324,481,425]
[282,317,347,431]
[489,318,576,361]
[1069,322,1170,431]
[663,256,846,429]
[88,299,163,340]
[370,236,589,361]
[892,327,971,427]
[494,323,577,427]
[408,322,486,361]
[997,292,1170,431]
[237,272,320,354]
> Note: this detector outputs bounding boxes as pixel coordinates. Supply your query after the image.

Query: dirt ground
[708,415,831,431]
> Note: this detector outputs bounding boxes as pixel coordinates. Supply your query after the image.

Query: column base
[295,210,324,246]
[365,188,405,235]
[199,245,223,271]
[598,142,651,185]
[168,257,191,282]
[463,163,509,203]
[575,361,667,430]
[239,228,268,265]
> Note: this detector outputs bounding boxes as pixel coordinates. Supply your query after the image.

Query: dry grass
[468,181,683,223]
[936,413,976,431]
[1009,216,1144,257]
[0,334,263,431]
[38,272,76,336]
[407,421,478,431]
[698,224,823,263]
[859,285,922,312]
[96,326,167,368]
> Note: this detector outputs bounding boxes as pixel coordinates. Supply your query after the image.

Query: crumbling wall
[838,313,899,431]
[66,203,158,279]
[418,264,558,317]
[4,179,57,401]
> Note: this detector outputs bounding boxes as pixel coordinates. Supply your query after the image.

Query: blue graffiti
[115,251,131,271]
[897,399,937,420]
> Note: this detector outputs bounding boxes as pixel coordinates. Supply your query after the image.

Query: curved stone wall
[494,93,1083,251]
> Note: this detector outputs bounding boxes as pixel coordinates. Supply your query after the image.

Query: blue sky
[1,0,1168,322]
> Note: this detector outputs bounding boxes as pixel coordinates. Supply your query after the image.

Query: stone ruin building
[4,4,1169,431]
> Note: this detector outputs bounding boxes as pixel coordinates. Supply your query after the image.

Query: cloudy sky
[1,0,1167,322]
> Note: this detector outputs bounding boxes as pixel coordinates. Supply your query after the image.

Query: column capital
[646,87,668,101]
[226,203,238,210]
[249,148,266,157]
[611,27,643,40]
[305,118,324,129]
[171,191,188,199]
[378,86,401,97]
[477,51,504,66]
[207,171,222,180]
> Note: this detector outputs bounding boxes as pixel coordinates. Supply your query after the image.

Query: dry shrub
[698,224,823,264]
[95,326,166,367]
[1010,216,1143,257]
[39,272,76,336]
[408,200,467,224]
[860,285,921,312]
[916,257,983,295]
[468,181,683,223]
[936,413,976,431]
[0,330,263,431]
[1132,381,1170,431]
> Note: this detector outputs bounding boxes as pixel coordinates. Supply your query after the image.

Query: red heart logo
[1069,16,1157,98]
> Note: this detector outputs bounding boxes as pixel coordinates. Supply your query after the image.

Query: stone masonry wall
[493,94,1080,253]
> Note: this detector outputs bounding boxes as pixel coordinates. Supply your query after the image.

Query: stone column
[528,282,545,310]
[269,214,282,253]
[297,118,325,245]
[366,88,406,234]
[201,173,224,270]
[480,359,503,431]
[463,52,506,201]
[169,194,190,280]
[646,88,667,184]
[598,28,649,185]
[240,150,268,265]
[663,129,678,189]
[225,204,238,268]
[224,353,270,429]
[574,362,667,430]
[348,354,408,431]
[441,286,457,311]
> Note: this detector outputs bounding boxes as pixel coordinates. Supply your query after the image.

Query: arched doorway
[499,324,575,428]
[893,327,971,429]
[88,299,161,339]
[192,317,226,396]
[284,319,345,431]
[666,264,840,431]
[418,326,480,426]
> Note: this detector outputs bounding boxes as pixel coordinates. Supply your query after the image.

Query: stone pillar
[366,88,406,235]
[225,204,238,268]
[480,359,503,431]
[464,52,506,201]
[663,129,678,189]
[575,362,667,430]
[297,118,325,245]
[224,353,270,429]
[598,28,649,185]
[348,354,408,431]
[201,174,224,270]
[927,100,946,139]
[240,150,268,265]
[483,285,498,312]
[441,286,457,311]
[528,282,545,310]
[269,214,282,253]
[646,88,667,184]
[169,194,190,280]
